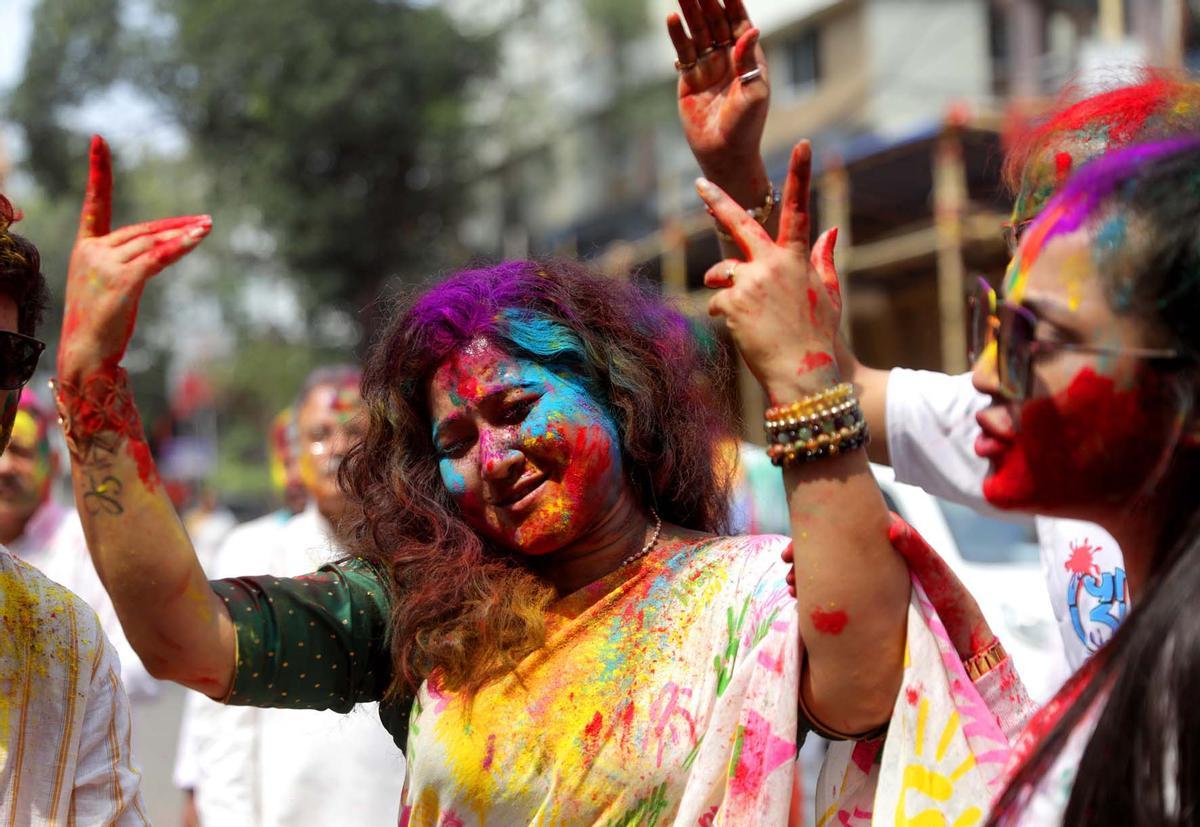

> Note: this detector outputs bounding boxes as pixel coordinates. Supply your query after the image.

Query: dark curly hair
[0,194,49,336]
[339,259,734,697]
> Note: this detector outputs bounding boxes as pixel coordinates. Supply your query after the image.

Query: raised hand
[697,140,841,402]
[888,514,997,660]
[667,0,768,201]
[59,136,211,380]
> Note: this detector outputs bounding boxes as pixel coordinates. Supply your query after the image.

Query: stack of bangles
[764,382,869,467]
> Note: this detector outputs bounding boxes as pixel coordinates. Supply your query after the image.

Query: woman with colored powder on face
[699,135,1200,822]
[57,136,912,824]
[665,0,1200,682]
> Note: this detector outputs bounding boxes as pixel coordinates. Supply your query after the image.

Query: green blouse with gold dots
[210,557,413,748]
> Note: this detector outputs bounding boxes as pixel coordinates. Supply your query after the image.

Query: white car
[870,463,1071,705]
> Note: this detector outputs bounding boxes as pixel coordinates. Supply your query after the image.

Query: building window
[784,28,821,96]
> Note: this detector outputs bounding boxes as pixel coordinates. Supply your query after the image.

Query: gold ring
[698,44,717,58]
[674,59,698,72]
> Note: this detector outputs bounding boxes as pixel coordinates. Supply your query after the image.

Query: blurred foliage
[8,0,498,504]
[131,0,494,312]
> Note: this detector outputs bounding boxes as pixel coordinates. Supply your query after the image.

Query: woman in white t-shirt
[697,128,1200,821]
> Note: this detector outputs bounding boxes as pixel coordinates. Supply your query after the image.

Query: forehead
[429,339,539,409]
[298,383,362,426]
[0,295,17,334]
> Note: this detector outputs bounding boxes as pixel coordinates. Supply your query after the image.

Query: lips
[975,410,1015,460]
[493,475,546,512]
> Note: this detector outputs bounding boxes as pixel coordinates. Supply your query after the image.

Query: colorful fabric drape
[214,535,803,825]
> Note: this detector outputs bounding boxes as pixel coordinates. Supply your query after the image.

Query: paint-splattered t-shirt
[214,534,802,825]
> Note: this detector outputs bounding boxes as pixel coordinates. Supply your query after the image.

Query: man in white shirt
[0,191,146,824]
[191,368,405,826]
[1,389,159,700]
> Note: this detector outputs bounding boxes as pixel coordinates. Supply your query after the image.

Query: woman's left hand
[697,140,842,403]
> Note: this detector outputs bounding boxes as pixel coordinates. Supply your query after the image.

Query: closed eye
[499,396,537,425]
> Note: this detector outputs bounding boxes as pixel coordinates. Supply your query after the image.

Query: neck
[532,492,652,594]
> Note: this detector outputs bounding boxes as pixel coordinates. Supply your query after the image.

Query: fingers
[666,13,698,67]
[724,0,752,32]
[695,178,773,258]
[700,0,733,44]
[810,227,842,314]
[78,135,113,240]
[677,0,713,53]
[703,258,740,289]
[129,222,212,279]
[776,141,814,256]
[108,215,212,248]
[731,27,761,75]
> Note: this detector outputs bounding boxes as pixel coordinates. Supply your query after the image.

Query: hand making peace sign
[696,140,842,402]
[58,135,212,380]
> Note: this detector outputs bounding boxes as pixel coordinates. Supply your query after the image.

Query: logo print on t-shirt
[1064,538,1128,652]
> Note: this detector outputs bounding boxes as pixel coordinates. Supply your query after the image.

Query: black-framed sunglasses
[0,331,45,391]
[966,277,1185,401]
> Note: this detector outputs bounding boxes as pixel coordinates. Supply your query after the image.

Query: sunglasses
[966,277,1185,401]
[0,331,45,391]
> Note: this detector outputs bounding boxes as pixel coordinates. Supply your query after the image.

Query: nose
[479,428,523,483]
[972,339,1002,398]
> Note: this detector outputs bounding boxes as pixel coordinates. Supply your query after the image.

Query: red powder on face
[810,607,849,635]
[1054,151,1073,185]
[797,351,834,375]
[983,367,1177,511]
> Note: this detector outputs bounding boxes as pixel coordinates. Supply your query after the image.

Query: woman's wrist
[698,155,771,209]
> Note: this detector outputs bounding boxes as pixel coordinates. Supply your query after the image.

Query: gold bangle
[964,639,1007,682]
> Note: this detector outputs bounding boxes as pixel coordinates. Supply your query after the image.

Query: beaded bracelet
[711,186,780,243]
[765,383,869,467]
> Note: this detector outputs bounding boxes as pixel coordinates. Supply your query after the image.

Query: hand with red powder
[698,141,842,402]
[58,135,212,381]
[666,0,770,209]
[887,513,997,660]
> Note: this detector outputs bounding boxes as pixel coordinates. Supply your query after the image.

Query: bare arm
[835,336,892,465]
[699,142,908,735]
[57,135,234,697]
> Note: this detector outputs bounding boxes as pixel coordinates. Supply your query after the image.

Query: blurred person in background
[185,370,404,827]
[1,388,159,703]
[172,406,310,826]
[0,190,147,823]
[666,0,1200,676]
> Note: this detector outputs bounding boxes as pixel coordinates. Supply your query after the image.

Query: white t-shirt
[885,368,1128,671]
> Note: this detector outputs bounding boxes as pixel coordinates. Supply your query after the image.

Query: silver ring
[738,67,763,84]
[726,262,737,283]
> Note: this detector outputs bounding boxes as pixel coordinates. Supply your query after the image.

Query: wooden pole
[933,122,968,374]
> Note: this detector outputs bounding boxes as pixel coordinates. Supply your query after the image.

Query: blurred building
[449,0,1191,433]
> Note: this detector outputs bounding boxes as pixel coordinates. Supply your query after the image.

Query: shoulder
[0,547,107,671]
[664,533,792,601]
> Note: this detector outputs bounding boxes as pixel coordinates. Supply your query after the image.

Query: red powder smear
[584,711,603,739]
[127,438,160,493]
[810,606,849,635]
[1054,151,1073,185]
[481,733,496,771]
[849,740,882,774]
[797,351,834,375]
[1064,539,1101,578]
[983,367,1176,510]
[905,687,919,706]
[729,710,796,800]
[806,287,821,325]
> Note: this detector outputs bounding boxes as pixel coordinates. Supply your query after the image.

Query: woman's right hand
[666,0,769,202]
[59,135,211,381]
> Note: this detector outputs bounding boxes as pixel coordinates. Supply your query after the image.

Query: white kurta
[192,504,406,826]
[0,545,147,826]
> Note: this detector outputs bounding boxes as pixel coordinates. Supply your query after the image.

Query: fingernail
[186,225,207,240]
[695,177,714,195]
